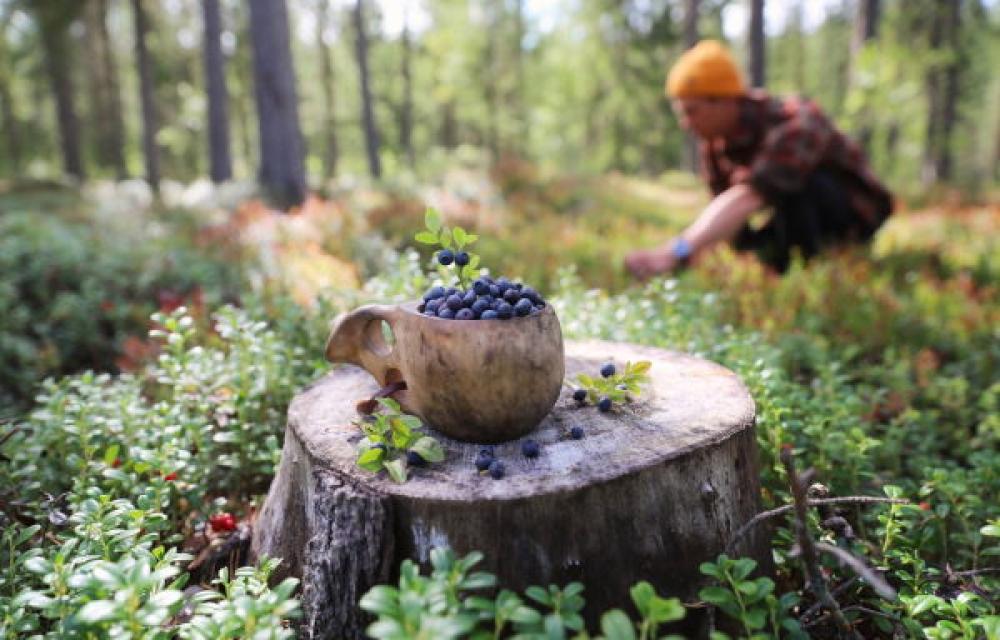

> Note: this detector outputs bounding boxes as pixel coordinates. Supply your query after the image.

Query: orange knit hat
[666,40,746,99]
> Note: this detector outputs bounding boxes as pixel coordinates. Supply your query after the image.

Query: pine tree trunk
[315,0,339,180]
[400,6,415,169]
[353,0,381,179]
[202,0,233,183]
[922,1,945,184]
[83,0,126,179]
[853,0,881,51]
[682,0,700,173]
[248,0,307,208]
[132,0,160,190]
[748,0,766,88]
[40,15,84,180]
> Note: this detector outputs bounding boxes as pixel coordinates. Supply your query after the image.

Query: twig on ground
[800,577,859,621]
[816,542,897,600]
[949,567,1000,578]
[725,496,907,555]
[781,446,860,640]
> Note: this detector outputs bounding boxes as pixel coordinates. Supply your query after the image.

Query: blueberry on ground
[438,249,454,265]
[423,285,446,301]
[446,294,464,311]
[455,251,470,266]
[455,308,475,320]
[570,426,584,440]
[475,452,493,471]
[488,460,506,479]
[407,451,426,466]
[521,439,540,458]
[496,301,514,319]
[597,397,612,412]
[480,309,499,320]
[573,388,587,403]
[503,288,520,304]
[437,308,455,319]
[514,298,533,316]
[600,362,616,378]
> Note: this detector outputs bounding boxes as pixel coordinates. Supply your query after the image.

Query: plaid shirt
[701,90,892,229]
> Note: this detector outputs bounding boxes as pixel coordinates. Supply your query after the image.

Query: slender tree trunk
[682,0,700,172]
[514,0,529,155]
[202,0,233,183]
[936,0,961,181]
[853,0,881,51]
[83,0,126,178]
[748,0,765,88]
[40,18,84,179]
[0,14,20,174]
[315,0,338,179]
[248,0,307,207]
[441,99,457,148]
[353,0,381,179]
[400,2,414,168]
[483,4,499,159]
[132,0,160,190]
[922,1,945,184]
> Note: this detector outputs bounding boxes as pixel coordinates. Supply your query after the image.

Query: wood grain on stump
[253,340,770,639]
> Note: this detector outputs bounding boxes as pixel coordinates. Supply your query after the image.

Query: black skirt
[732,170,886,273]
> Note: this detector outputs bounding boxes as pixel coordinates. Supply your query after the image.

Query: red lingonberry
[919,501,931,511]
[163,472,178,482]
[209,513,237,532]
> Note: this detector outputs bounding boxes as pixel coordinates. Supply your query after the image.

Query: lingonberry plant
[355,398,446,483]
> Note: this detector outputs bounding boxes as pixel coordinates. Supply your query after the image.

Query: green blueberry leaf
[439,228,453,249]
[453,226,467,247]
[384,458,408,483]
[415,230,439,245]
[600,609,637,640]
[411,437,445,463]
[425,208,442,232]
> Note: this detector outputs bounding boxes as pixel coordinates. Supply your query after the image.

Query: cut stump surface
[253,339,769,639]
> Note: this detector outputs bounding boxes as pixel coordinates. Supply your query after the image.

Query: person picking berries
[625,40,893,278]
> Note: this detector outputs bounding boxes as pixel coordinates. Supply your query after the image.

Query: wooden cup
[325,300,565,443]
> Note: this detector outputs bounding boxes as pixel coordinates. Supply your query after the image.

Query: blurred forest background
[1,0,997,205]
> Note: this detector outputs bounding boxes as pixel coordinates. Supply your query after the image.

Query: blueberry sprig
[355,398,445,483]
[569,360,652,412]
[415,208,480,290]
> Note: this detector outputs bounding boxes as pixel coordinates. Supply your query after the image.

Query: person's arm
[624,183,763,280]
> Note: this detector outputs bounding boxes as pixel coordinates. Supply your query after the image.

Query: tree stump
[253,340,770,639]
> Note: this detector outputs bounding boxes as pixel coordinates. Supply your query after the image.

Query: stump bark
[253,340,770,639]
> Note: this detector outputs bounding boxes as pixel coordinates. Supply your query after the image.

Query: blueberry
[462,290,477,307]
[597,397,612,412]
[514,298,533,316]
[489,284,500,298]
[488,460,506,479]
[503,288,520,304]
[455,251,470,266]
[424,285,446,301]
[600,363,616,378]
[481,310,499,320]
[407,451,426,466]
[423,309,436,316]
[471,298,491,316]
[426,298,442,313]
[417,302,425,313]
[438,249,454,265]
[496,278,511,294]
[475,452,493,471]
[573,388,587,403]
[445,287,459,297]
[446,294,464,311]
[570,426,584,440]
[473,279,490,296]
[479,446,496,457]
[521,286,541,304]
[513,282,523,290]
[521,439,540,458]
[437,307,455,319]
[455,308,475,320]
[496,301,514,319]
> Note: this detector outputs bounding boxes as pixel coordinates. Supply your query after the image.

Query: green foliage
[355,397,445,483]
[414,207,481,288]
[699,555,805,640]
[359,548,685,640]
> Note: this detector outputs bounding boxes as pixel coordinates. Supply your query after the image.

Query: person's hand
[624,246,678,281]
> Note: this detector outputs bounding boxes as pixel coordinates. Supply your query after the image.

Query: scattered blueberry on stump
[406,451,426,467]
[570,426,584,440]
[521,439,540,458]
[488,460,506,479]
[597,397,613,412]
[600,362,616,378]
[474,452,493,471]
[573,388,588,403]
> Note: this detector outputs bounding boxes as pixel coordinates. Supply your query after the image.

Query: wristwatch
[671,237,693,265]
